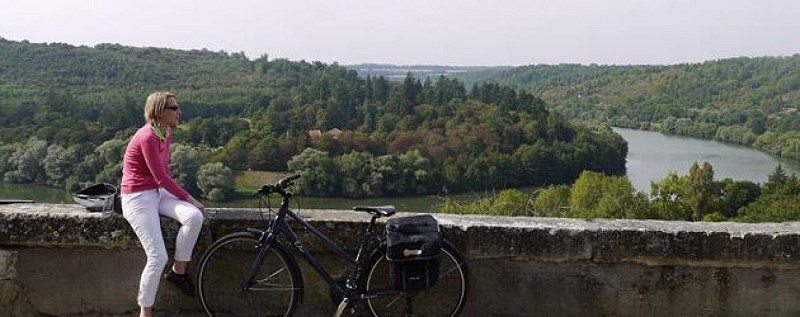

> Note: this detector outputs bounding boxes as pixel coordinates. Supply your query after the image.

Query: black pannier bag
[385,214,442,292]
[73,183,122,213]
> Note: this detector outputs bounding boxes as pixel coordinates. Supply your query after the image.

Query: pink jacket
[121,124,190,200]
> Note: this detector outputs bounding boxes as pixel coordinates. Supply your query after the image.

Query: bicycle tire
[196,231,303,317]
[361,238,470,317]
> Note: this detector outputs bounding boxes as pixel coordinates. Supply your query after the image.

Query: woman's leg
[122,189,169,310]
[158,189,204,272]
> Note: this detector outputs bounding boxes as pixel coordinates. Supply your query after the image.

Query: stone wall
[2,203,800,316]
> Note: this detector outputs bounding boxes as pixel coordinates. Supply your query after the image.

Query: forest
[455,56,800,160]
[0,38,626,200]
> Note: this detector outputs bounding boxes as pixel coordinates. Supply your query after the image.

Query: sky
[2,0,800,66]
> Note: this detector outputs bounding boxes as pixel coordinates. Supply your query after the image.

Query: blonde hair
[144,92,176,127]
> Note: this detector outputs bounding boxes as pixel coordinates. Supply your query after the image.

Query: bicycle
[195,174,470,316]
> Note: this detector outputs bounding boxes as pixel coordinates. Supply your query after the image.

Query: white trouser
[121,188,204,308]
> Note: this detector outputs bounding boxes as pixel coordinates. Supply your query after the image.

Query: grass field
[233,170,290,195]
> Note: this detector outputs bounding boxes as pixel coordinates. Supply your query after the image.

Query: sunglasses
[165,106,180,111]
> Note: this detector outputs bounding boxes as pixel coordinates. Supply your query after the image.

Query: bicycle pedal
[333,298,349,317]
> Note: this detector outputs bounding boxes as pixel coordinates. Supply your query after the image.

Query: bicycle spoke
[259,267,286,281]
[383,294,403,309]
[253,267,288,287]
[439,263,461,278]
[250,285,297,291]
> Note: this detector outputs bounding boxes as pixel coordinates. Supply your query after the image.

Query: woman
[121,92,205,317]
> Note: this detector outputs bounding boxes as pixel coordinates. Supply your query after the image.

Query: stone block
[0,250,17,280]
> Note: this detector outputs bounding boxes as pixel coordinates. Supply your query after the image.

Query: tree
[685,162,718,220]
[94,138,127,167]
[265,96,292,135]
[763,164,790,195]
[247,136,282,171]
[397,150,435,195]
[5,138,48,183]
[532,185,571,217]
[70,153,104,190]
[336,151,374,197]
[171,144,202,195]
[0,143,16,176]
[197,162,234,202]
[736,165,800,222]
[650,171,691,220]
[512,142,557,186]
[387,73,421,116]
[491,189,529,216]
[90,138,128,186]
[42,144,77,187]
[358,102,378,132]
[569,171,650,219]
[287,148,339,196]
[718,179,760,218]
[371,154,402,195]
[95,163,122,185]
[649,163,720,221]
[221,135,250,170]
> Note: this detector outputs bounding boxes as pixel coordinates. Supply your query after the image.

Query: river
[615,127,800,192]
[3,128,800,207]
[0,181,446,211]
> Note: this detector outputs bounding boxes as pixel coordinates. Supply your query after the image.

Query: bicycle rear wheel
[362,238,469,317]
[196,231,302,317]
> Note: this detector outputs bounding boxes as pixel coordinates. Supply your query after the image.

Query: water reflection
[0,182,72,204]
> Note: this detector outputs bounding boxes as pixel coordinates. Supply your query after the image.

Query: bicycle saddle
[353,205,396,218]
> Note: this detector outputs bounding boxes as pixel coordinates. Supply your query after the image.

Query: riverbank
[0,181,454,212]
[5,129,800,207]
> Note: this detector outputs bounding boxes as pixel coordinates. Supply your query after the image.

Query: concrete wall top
[3,203,800,269]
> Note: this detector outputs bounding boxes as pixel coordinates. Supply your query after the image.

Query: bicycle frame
[242,194,381,295]
[199,175,468,317]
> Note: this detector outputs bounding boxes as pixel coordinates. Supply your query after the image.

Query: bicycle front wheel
[362,238,469,317]
[196,231,302,317]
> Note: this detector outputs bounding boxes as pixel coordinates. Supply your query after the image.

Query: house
[326,128,343,138]
[308,128,343,143]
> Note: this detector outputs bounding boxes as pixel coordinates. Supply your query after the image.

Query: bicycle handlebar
[256,174,300,197]
[278,174,301,189]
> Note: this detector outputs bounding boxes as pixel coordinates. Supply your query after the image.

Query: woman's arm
[140,134,191,200]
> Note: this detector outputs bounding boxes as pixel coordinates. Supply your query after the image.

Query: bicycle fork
[241,228,276,291]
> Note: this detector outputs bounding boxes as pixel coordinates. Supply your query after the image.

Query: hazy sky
[2,0,799,66]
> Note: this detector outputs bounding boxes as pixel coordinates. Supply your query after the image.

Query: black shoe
[165,270,196,297]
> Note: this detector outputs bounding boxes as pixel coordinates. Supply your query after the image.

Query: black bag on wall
[385,214,442,292]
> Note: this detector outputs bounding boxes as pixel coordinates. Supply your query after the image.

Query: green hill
[452,57,800,158]
[0,38,626,197]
